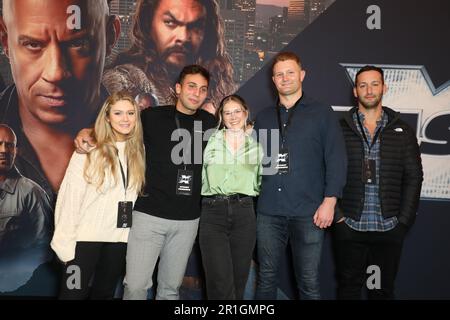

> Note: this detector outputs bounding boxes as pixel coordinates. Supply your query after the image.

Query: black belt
[204,193,250,201]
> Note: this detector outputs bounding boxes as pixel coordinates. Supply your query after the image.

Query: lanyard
[118,157,128,200]
[356,112,382,156]
[276,104,298,147]
[174,112,192,170]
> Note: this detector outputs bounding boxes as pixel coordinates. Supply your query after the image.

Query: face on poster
[0,0,337,296]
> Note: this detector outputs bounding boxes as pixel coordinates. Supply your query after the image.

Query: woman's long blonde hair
[84,92,145,193]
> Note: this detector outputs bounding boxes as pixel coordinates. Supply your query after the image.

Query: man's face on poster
[151,0,206,70]
[0,127,16,174]
[1,0,109,127]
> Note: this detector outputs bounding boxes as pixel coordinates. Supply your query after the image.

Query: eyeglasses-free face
[107,100,137,141]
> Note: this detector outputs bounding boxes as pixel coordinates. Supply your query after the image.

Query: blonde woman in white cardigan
[51,92,145,299]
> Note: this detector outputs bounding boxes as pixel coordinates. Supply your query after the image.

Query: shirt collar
[277,92,305,111]
[355,109,386,126]
[0,167,20,194]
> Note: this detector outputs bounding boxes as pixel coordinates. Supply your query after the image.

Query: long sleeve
[201,130,263,196]
[50,152,88,262]
[398,128,423,228]
[322,106,347,198]
[25,185,53,248]
[256,141,264,192]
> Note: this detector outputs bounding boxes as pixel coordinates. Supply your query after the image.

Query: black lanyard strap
[118,157,128,199]
[356,112,382,155]
[174,112,192,170]
[276,104,297,146]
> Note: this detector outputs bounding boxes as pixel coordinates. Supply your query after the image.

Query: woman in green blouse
[200,94,263,300]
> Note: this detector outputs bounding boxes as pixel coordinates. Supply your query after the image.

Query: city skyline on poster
[0,0,336,86]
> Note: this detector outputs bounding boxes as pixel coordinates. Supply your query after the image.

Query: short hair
[355,65,384,86]
[177,65,210,85]
[0,123,17,146]
[271,51,302,73]
[216,94,250,130]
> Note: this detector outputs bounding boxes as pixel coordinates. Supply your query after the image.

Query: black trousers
[59,241,127,300]
[199,196,256,300]
[332,222,407,300]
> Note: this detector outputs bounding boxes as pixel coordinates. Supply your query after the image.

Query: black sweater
[336,107,423,228]
[134,106,216,220]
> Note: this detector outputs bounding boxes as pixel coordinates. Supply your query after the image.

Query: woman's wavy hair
[111,0,235,107]
[216,94,250,130]
[84,92,145,193]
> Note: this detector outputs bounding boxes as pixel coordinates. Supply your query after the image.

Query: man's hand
[74,128,96,154]
[313,197,337,229]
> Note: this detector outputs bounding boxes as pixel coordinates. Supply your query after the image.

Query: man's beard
[0,156,13,173]
[359,94,382,109]
[161,44,196,75]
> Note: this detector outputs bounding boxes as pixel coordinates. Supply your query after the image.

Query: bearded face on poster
[103,0,235,112]
[0,0,119,295]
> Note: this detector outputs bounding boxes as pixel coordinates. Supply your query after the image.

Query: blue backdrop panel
[238,0,450,299]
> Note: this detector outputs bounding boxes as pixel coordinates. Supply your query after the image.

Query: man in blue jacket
[254,52,347,299]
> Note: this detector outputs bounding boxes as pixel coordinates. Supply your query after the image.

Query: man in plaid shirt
[333,65,423,299]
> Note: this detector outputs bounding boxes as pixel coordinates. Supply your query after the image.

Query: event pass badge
[276,148,290,175]
[362,159,376,184]
[117,201,133,228]
[176,169,194,196]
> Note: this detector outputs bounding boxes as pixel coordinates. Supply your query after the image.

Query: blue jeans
[255,214,324,300]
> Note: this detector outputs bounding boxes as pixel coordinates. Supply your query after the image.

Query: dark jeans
[255,214,324,300]
[332,222,407,300]
[59,241,127,300]
[199,196,256,300]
